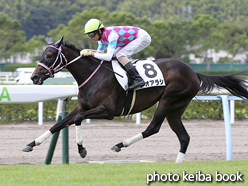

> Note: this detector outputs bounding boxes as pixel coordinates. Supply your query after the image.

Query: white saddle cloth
[111,60,166,91]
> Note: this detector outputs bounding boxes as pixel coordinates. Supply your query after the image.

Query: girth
[120,90,136,116]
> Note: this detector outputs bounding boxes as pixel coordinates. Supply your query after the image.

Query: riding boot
[124,62,145,90]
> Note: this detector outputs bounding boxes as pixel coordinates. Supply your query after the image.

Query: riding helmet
[84,19,104,34]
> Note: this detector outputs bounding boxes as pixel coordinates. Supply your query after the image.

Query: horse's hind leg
[111,98,191,163]
[166,104,190,163]
[111,100,171,153]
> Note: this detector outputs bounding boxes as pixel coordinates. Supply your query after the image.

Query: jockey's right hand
[80,49,92,57]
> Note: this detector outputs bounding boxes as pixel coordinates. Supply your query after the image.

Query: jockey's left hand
[80,49,92,57]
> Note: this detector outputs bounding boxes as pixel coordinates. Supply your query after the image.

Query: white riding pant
[114,29,151,59]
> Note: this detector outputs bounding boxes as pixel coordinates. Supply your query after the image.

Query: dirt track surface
[0,119,247,165]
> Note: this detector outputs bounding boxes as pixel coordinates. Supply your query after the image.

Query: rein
[78,60,104,89]
[90,57,124,78]
[38,45,105,89]
[39,45,123,89]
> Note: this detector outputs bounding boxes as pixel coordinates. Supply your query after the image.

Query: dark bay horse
[22,37,248,163]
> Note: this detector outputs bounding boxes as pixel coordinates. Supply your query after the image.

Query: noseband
[38,45,68,77]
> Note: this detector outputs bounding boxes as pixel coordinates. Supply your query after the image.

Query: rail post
[44,99,69,164]
[61,111,69,164]
[219,95,233,161]
[44,114,62,164]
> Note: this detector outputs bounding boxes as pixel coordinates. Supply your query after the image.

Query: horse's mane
[63,41,81,53]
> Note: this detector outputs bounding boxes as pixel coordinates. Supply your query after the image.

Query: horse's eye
[47,54,52,58]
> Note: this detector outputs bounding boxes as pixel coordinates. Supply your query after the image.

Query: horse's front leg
[74,104,114,123]
[22,104,82,152]
[74,124,87,158]
[73,104,113,158]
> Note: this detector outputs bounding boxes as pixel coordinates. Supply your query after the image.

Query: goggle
[87,32,97,38]
[86,22,102,38]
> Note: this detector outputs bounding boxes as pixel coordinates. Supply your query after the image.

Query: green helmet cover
[84,19,104,34]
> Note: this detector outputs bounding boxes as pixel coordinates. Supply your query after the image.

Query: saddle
[112,59,166,91]
[112,59,166,116]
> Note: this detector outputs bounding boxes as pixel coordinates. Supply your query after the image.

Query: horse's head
[31,36,67,85]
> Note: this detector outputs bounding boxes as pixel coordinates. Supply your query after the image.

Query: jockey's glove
[80,49,92,57]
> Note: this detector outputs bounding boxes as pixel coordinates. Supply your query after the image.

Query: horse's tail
[196,70,248,99]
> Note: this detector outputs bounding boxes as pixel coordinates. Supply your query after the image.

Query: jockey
[80,18,151,90]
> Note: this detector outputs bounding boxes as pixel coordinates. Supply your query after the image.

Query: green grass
[0,160,246,186]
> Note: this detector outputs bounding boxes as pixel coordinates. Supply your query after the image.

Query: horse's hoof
[111,145,121,152]
[22,146,33,152]
[79,148,87,158]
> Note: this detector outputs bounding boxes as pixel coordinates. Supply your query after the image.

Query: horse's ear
[54,36,64,48]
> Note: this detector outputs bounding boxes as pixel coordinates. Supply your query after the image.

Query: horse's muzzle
[31,74,48,85]
[31,65,50,85]
[31,74,42,85]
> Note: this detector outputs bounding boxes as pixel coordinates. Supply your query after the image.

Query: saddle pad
[112,60,166,91]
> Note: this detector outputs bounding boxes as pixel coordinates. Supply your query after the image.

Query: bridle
[37,44,122,88]
[38,45,68,77]
[37,44,104,88]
